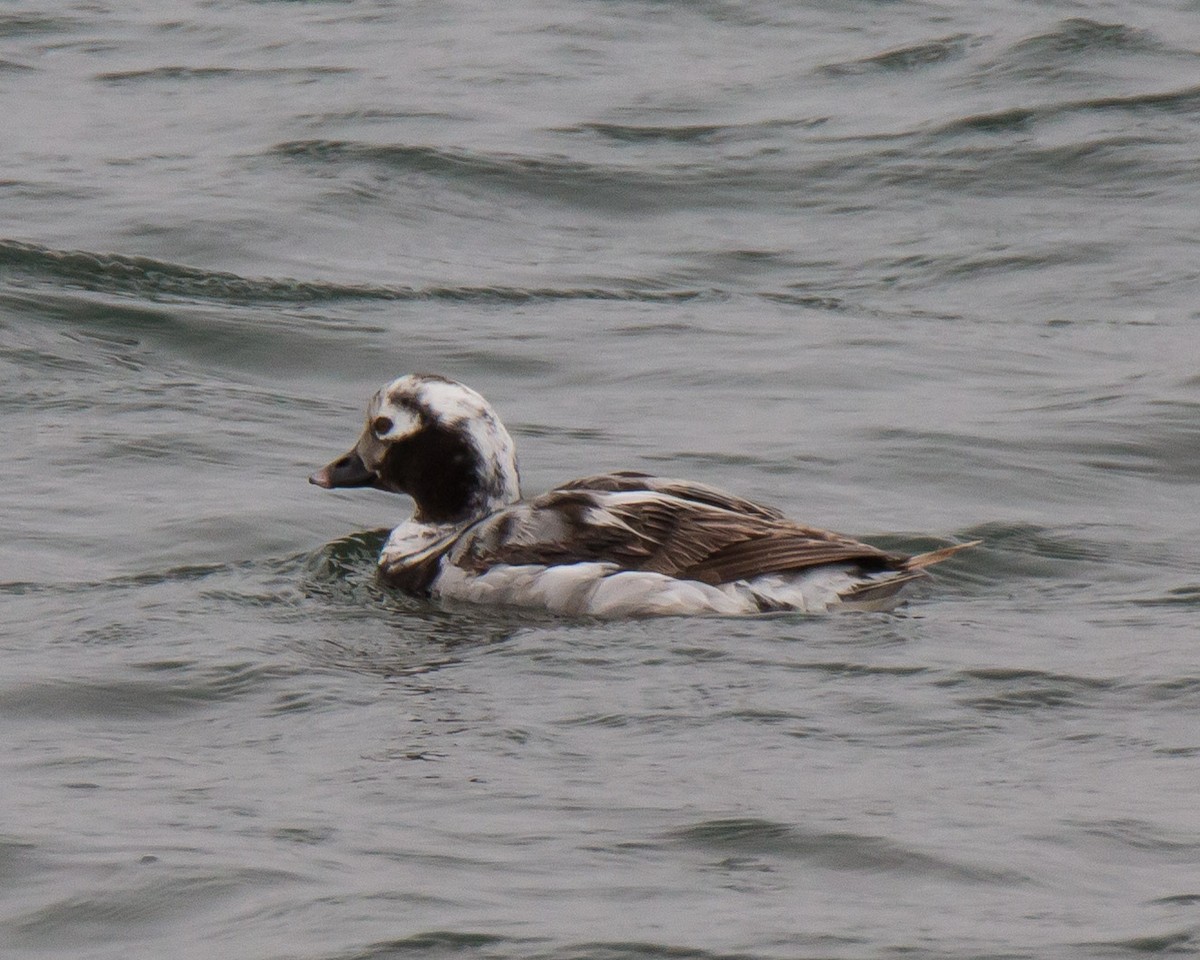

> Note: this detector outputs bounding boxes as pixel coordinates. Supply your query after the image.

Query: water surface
[3,1,1200,958]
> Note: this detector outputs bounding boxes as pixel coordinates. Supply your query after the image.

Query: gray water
[3,1,1200,957]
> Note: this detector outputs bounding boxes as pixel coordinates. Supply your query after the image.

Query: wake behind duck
[310,374,976,617]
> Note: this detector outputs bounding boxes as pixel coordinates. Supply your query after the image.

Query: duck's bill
[309,448,376,489]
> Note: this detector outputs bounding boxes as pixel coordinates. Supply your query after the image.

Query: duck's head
[309,373,520,524]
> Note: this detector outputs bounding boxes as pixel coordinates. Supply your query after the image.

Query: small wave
[820,34,977,76]
[774,660,929,679]
[298,534,409,613]
[878,133,1192,201]
[1148,894,1200,906]
[0,240,707,305]
[94,65,353,83]
[1128,585,1200,608]
[0,559,260,598]
[1135,676,1200,707]
[666,817,1023,884]
[538,945,784,960]
[939,666,1200,714]
[0,662,285,721]
[273,138,671,201]
[7,866,304,948]
[341,933,788,960]
[345,931,520,959]
[1084,927,1200,955]
[970,19,1184,91]
[568,122,726,144]
[869,244,1107,286]
[1006,17,1166,59]
[298,108,460,126]
[270,138,784,213]
[1070,817,1200,857]
[305,530,390,577]
[935,84,1200,138]
[564,117,826,145]
[928,521,1111,577]
[757,290,848,311]
[939,666,1115,714]
[298,533,529,675]
[0,13,79,37]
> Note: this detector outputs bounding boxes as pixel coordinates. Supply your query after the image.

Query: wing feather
[449,472,902,586]
[677,529,892,585]
[557,471,785,520]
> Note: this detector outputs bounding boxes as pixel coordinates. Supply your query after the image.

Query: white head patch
[414,378,491,425]
[367,394,421,441]
[367,374,521,508]
[370,375,490,437]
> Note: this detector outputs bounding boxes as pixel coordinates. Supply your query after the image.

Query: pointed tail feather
[902,539,982,571]
[836,540,980,610]
[838,570,928,605]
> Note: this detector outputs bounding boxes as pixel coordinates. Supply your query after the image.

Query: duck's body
[311,374,975,617]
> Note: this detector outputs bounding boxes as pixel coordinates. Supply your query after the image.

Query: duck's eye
[372,416,394,437]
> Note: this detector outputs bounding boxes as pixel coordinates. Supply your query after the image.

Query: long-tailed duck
[310,373,976,617]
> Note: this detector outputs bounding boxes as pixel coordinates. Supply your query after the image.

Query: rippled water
[3,2,1200,958]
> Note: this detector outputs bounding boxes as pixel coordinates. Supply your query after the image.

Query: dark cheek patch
[376,424,484,523]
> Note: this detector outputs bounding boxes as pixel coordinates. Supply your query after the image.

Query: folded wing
[448,472,902,586]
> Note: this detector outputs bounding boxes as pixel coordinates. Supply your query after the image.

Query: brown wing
[450,473,901,586]
[599,494,896,584]
[672,519,895,585]
[557,470,786,520]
